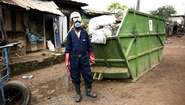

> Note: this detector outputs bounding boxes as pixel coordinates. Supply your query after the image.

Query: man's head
[70,11,82,23]
[70,11,82,30]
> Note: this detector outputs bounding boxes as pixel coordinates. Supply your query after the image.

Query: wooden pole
[136,0,140,11]
[43,15,46,49]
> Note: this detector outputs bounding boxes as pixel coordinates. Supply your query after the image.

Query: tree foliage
[108,2,127,13]
[150,5,176,18]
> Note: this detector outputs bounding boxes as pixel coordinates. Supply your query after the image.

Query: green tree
[108,2,127,13]
[150,5,176,18]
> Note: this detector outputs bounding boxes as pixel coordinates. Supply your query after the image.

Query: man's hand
[65,53,71,80]
[89,52,95,65]
[65,53,70,70]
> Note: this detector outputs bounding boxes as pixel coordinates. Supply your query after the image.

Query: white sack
[88,15,116,33]
[47,40,55,52]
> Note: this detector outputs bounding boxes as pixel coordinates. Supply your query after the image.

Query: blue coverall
[65,27,93,89]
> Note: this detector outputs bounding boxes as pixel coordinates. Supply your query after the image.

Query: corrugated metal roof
[0,0,64,16]
[83,9,113,15]
[54,0,87,7]
[69,0,87,6]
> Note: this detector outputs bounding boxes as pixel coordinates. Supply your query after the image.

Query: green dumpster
[91,9,166,81]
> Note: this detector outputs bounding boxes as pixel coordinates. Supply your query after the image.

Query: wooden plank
[43,15,46,49]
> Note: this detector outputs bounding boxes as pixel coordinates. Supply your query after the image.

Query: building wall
[0,4,59,55]
[168,17,184,24]
[27,12,45,52]
[3,7,27,56]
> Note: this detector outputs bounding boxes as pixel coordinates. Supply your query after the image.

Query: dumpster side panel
[92,9,165,80]
[119,12,136,35]
[118,10,165,80]
[93,38,127,67]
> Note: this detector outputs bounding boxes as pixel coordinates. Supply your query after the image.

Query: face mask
[74,21,81,29]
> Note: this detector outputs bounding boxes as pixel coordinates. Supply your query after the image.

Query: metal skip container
[91,9,166,81]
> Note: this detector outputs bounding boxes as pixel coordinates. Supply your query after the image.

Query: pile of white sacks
[88,15,121,44]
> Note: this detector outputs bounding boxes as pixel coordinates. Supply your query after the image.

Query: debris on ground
[11,36,185,105]
[22,75,34,79]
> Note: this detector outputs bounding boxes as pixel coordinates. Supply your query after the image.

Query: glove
[65,53,71,80]
[89,52,95,65]
[65,53,70,70]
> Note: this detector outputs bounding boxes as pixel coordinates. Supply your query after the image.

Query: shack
[167,15,185,35]
[0,0,64,56]
[53,0,87,42]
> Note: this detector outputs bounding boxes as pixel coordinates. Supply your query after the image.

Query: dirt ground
[13,36,185,105]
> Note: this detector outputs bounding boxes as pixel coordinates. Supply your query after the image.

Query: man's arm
[85,31,95,64]
[65,32,72,54]
[65,32,72,69]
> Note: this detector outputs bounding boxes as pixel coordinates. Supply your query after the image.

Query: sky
[79,0,185,15]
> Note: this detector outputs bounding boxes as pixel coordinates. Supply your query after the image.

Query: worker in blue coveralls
[65,11,97,102]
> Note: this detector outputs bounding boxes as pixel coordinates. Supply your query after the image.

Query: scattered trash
[88,15,117,33]
[47,90,55,95]
[91,29,107,44]
[47,40,55,52]
[54,53,61,56]
[89,15,121,44]
[27,32,44,44]
[22,75,33,79]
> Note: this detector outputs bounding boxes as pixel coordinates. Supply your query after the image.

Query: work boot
[74,85,82,102]
[75,94,82,102]
[86,88,97,98]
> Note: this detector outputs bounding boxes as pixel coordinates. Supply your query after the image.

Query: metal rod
[126,38,136,56]
[128,46,163,60]
[118,33,165,38]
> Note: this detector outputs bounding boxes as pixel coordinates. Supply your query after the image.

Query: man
[65,11,97,102]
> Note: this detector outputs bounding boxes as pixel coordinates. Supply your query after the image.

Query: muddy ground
[13,36,185,105]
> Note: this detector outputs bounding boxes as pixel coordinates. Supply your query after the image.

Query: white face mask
[74,21,81,29]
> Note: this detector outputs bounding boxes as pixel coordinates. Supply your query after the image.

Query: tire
[4,81,31,105]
